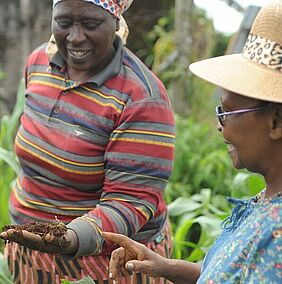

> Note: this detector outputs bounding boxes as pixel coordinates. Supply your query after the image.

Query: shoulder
[258,201,282,241]
[25,43,49,68]
[119,47,168,103]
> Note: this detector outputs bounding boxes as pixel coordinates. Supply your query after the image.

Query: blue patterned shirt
[198,191,282,284]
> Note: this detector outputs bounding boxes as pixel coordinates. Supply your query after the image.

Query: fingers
[44,233,66,248]
[0,229,67,253]
[22,230,44,243]
[0,229,41,243]
[0,229,44,251]
[43,230,78,254]
[109,247,126,282]
[0,229,16,239]
[103,232,142,250]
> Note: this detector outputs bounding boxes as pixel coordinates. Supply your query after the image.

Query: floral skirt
[4,224,172,284]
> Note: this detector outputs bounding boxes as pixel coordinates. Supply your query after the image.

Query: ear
[116,18,120,32]
[269,107,282,140]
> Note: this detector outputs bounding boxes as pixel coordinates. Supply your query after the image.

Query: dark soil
[1,221,67,238]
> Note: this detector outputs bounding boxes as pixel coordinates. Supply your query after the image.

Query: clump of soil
[2,221,67,239]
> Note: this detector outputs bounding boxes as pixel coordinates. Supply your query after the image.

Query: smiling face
[218,89,275,173]
[52,0,119,80]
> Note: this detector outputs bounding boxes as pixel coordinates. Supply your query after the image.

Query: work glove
[0,221,78,255]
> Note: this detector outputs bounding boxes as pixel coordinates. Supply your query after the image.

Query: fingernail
[109,272,113,279]
[127,263,134,271]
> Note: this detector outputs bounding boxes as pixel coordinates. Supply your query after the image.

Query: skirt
[4,224,173,284]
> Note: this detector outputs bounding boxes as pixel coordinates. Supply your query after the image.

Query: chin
[230,157,244,170]
[232,162,245,170]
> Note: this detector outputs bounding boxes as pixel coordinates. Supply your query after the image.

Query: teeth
[69,50,89,57]
[228,144,235,151]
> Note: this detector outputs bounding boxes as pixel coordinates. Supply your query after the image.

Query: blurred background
[0,0,268,276]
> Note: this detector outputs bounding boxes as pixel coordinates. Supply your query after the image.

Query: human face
[218,90,273,172]
[52,0,119,80]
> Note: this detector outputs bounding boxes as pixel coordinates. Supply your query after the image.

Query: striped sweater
[11,36,175,256]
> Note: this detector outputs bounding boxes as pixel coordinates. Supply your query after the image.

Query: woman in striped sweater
[0,1,175,283]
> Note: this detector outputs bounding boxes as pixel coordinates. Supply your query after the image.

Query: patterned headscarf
[53,0,133,18]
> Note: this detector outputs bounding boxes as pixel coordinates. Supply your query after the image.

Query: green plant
[61,276,96,284]
[168,171,264,262]
[165,116,236,204]
[168,188,228,261]
[0,253,12,284]
[0,79,24,234]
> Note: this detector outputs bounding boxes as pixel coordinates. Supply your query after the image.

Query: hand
[0,227,78,255]
[102,232,167,283]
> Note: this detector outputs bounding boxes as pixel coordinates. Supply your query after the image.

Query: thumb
[125,260,145,273]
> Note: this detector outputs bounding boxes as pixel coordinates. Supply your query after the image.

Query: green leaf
[248,175,265,196]
[0,148,19,174]
[0,253,12,283]
[232,172,249,186]
[168,197,202,216]
[195,215,222,243]
[61,276,96,284]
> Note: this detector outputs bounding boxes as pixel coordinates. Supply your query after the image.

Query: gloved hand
[0,223,78,255]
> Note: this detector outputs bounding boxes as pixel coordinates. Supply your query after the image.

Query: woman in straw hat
[0,0,175,283]
[102,1,282,283]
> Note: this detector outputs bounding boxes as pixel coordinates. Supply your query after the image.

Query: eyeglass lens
[215,106,224,126]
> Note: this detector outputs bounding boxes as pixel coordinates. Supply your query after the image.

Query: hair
[257,100,282,122]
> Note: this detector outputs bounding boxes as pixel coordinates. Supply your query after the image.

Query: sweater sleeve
[67,96,175,257]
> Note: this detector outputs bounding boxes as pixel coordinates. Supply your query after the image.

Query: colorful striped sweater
[11,36,175,256]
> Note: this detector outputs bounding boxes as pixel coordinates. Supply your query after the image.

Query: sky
[194,0,270,34]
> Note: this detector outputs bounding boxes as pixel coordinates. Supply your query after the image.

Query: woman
[103,1,282,283]
[0,0,175,283]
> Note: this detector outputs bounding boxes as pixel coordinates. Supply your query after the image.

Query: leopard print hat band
[242,33,282,72]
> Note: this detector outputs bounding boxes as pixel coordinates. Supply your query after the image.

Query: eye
[82,21,101,30]
[55,18,72,29]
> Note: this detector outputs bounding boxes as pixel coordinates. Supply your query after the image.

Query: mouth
[224,141,235,151]
[67,49,92,60]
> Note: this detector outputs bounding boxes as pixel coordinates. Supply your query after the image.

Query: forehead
[220,89,260,106]
[53,0,111,19]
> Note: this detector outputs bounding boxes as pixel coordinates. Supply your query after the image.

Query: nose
[67,25,87,44]
[217,122,223,132]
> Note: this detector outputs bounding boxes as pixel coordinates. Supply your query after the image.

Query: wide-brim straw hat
[189,0,282,103]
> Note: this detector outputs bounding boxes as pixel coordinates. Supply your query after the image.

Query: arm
[67,96,175,256]
[103,232,201,284]
[162,259,201,284]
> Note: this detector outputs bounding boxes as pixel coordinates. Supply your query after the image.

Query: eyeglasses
[215,105,273,126]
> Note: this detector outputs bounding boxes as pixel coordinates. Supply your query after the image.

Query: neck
[264,165,282,198]
[259,141,282,198]
[66,45,115,82]
[66,67,89,82]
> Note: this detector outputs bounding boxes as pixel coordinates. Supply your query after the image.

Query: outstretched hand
[102,232,166,283]
[0,226,78,255]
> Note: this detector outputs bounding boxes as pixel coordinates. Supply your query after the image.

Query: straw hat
[189,0,282,103]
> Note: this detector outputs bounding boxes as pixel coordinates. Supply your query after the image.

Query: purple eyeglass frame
[215,105,273,126]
